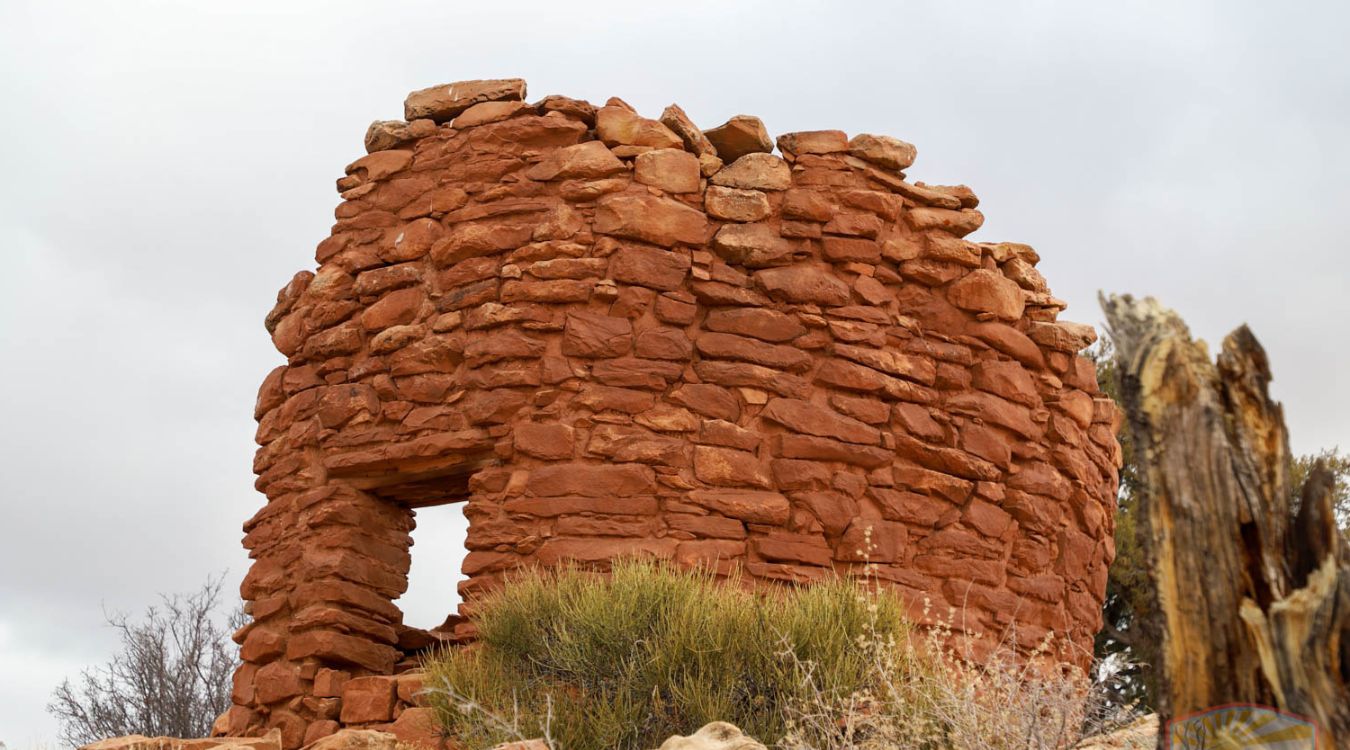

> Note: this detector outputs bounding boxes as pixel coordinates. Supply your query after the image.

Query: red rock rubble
[231,77,1121,748]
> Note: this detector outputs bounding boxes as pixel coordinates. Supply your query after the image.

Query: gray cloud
[2,0,1347,744]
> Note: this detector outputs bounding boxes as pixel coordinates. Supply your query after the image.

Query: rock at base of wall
[303,729,401,750]
[80,730,282,750]
[1073,715,1157,749]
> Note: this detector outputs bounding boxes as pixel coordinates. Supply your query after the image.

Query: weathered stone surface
[635,148,701,193]
[703,308,804,342]
[754,265,851,305]
[710,153,791,190]
[594,194,710,247]
[687,489,789,525]
[388,706,441,749]
[304,730,400,750]
[453,100,532,128]
[364,120,437,153]
[782,189,835,221]
[761,398,881,444]
[339,676,396,724]
[660,104,719,159]
[238,78,1117,737]
[563,309,633,357]
[848,133,917,170]
[711,223,797,267]
[947,268,1025,320]
[1028,320,1098,352]
[487,741,549,750]
[596,105,683,149]
[79,731,283,750]
[535,94,597,123]
[609,244,691,291]
[703,186,771,222]
[404,78,526,122]
[777,130,848,155]
[694,445,771,488]
[696,332,812,371]
[703,115,774,163]
[656,721,767,750]
[525,141,626,181]
[907,206,985,237]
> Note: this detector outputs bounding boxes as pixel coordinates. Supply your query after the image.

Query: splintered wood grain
[1102,294,1349,748]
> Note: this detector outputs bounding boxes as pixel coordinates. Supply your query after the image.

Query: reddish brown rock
[514,422,575,459]
[339,676,396,724]
[389,707,441,749]
[453,100,532,128]
[562,310,633,358]
[535,94,597,123]
[710,154,791,191]
[947,268,1025,321]
[703,115,774,162]
[972,360,1040,406]
[635,149,701,193]
[847,133,917,171]
[906,207,985,237]
[526,463,656,497]
[659,104,718,158]
[404,78,526,123]
[1028,320,1098,352]
[254,661,303,705]
[609,244,692,291]
[777,130,848,155]
[364,120,437,153]
[704,308,805,342]
[594,194,710,247]
[760,398,880,445]
[711,223,797,267]
[596,105,683,149]
[782,189,835,221]
[303,730,400,750]
[703,186,771,222]
[525,141,626,181]
[687,488,790,525]
[694,445,771,488]
[754,265,851,305]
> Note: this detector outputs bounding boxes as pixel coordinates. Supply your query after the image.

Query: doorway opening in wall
[399,500,471,632]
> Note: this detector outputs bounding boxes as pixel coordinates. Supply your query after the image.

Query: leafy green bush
[420,559,909,750]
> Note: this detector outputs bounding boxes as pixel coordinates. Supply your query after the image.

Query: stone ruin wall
[227,78,1122,748]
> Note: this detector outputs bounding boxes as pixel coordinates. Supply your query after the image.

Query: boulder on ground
[1073,714,1157,749]
[655,722,766,750]
[487,741,549,750]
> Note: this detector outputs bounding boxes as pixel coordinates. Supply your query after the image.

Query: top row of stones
[370,77,917,174]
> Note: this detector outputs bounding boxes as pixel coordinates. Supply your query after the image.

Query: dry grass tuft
[420,558,1139,750]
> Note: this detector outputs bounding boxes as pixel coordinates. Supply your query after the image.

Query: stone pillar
[230,482,411,745]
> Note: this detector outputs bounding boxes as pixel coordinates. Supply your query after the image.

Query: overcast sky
[2,0,1347,745]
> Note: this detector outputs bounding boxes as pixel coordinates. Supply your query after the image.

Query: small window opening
[400,500,470,632]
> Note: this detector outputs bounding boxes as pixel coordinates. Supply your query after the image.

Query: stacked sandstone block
[230,78,1121,747]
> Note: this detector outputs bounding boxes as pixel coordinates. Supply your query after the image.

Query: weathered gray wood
[1101,294,1349,747]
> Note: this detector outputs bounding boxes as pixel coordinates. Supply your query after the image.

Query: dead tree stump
[1101,294,1350,747]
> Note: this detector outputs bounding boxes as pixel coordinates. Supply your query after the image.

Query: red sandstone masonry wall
[227,78,1121,747]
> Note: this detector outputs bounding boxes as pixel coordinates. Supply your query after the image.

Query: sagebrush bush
[420,559,910,750]
[421,559,1130,750]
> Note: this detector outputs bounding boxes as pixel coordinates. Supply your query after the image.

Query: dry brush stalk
[1100,294,1350,746]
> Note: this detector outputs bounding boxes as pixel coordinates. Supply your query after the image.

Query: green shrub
[420,559,909,750]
